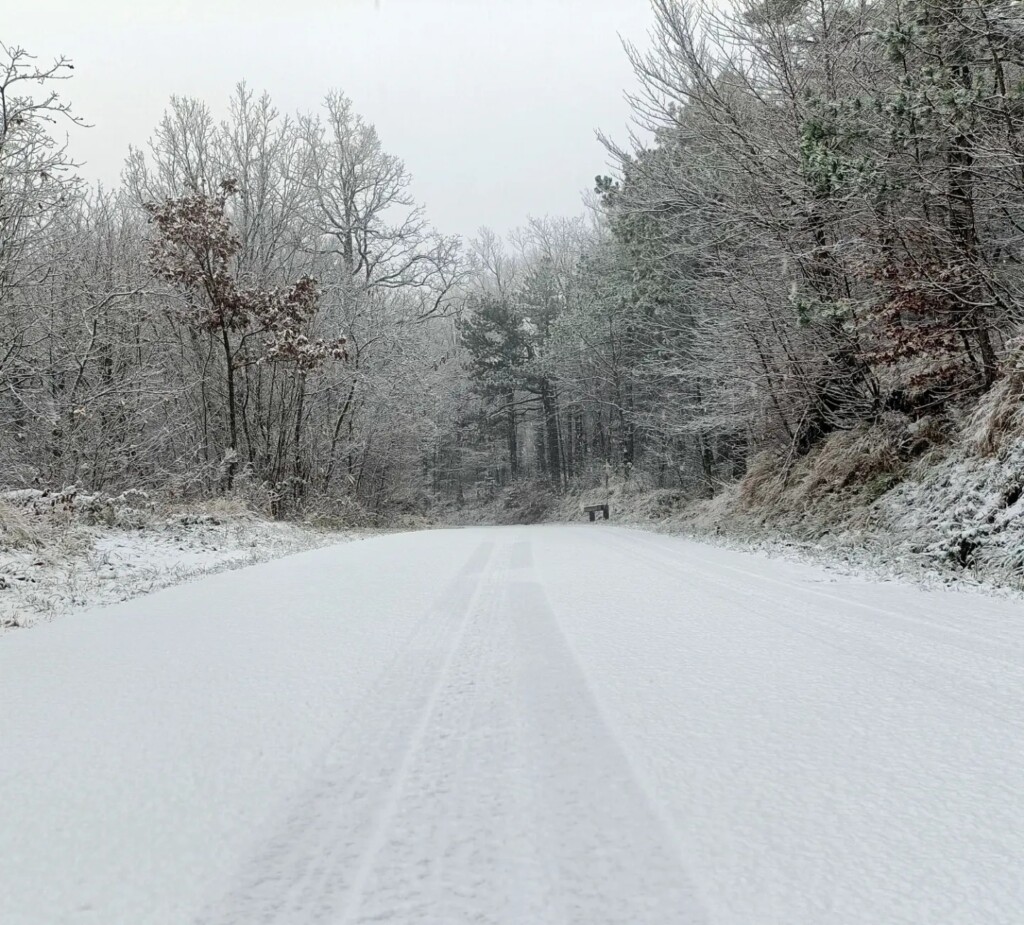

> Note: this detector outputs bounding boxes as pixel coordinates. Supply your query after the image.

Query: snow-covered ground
[685,431,1024,593]
[2,525,1023,923]
[560,432,1024,596]
[0,495,351,630]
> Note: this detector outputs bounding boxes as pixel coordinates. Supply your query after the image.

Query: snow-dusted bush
[0,500,47,550]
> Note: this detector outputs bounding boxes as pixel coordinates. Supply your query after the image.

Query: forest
[5,0,1024,524]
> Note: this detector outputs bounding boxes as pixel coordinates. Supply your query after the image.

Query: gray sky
[6,0,653,238]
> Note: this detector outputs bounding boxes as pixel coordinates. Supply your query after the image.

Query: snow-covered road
[2,525,1023,924]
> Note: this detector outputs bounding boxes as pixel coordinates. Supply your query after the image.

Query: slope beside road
[2,525,1022,924]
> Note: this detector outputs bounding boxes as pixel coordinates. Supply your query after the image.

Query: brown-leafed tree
[145,179,346,490]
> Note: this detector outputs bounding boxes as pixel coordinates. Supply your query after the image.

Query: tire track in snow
[203,531,706,924]
[339,532,706,924]
[198,538,498,925]
[335,543,505,924]
[339,537,546,923]
[504,575,707,924]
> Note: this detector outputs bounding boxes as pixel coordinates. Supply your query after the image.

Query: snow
[873,434,1024,579]
[0,502,349,630]
[581,432,1024,595]
[1,525,1023,923]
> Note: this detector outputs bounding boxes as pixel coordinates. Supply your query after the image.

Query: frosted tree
[145,179,345,491]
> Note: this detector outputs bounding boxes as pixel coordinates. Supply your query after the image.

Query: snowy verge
[555,452,1024,599]
[0,490,358,631]
[478,420,1024,599]
[671,429,1024,597]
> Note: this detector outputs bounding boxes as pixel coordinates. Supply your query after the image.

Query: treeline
[7,0,1024,519]
[1,47,460,516]
[449,0,1024,501]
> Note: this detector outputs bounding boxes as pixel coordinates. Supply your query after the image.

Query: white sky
[5,0,653,238]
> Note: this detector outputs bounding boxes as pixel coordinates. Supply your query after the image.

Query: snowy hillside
[544,413,1024,596]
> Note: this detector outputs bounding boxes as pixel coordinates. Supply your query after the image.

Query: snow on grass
[547,431,1024,599]
[0,492,354,631]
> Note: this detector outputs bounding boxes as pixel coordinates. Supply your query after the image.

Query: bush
[499,482,556,524]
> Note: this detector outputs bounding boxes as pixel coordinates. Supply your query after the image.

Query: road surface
[2,525,1023,924]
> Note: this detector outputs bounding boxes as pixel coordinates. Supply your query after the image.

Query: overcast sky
[5,0,653,238]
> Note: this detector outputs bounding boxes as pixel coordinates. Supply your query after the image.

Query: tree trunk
[219,325,238,490]
[506,389,518,479]
[540,379,562,489]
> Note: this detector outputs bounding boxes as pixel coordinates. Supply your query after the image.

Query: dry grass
[0,501,49,550]
[737,414,930,517]
[158,496,254,525]
[970,359,1024,456]
[737,450,788,509]
[796,419,908,503]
